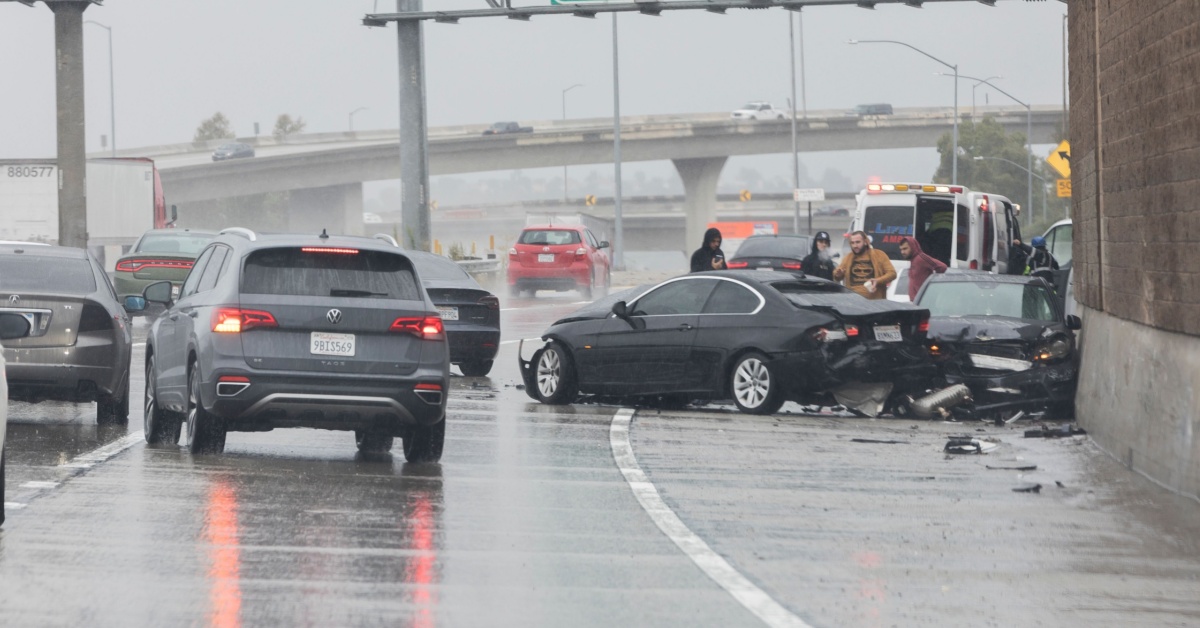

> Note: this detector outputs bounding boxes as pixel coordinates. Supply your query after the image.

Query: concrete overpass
[138,105,1062,246]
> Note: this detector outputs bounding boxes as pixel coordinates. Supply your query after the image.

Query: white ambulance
[850,182,1025,300]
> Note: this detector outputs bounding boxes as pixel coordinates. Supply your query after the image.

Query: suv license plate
[437,306,459,321]
[311,332,356,356]
[874,325,903,342]
[538,253,555,263]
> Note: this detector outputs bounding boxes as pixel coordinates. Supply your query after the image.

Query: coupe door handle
[677,323,694,331]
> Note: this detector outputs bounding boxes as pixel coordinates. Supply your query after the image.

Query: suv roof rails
[219,227,257,241]
[373,233,400,248]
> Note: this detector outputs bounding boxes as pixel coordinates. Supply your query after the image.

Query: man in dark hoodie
[899,235,947,300]
[801,231,836,281]
[690,227,727,273]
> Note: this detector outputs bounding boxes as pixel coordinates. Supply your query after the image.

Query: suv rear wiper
[330,289,388,298]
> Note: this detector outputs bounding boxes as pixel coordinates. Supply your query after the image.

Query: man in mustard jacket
[832,231,897,300]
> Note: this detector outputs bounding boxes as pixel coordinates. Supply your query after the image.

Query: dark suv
[141,229,449,460]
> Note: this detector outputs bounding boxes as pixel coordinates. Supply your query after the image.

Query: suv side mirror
[0,312,32,340]
[123,296,147,313]
[1065,314,1082,330]
[598,240,610,249]
[143,280,174,305]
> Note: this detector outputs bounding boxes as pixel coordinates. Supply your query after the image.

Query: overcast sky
[0,0,1069,190]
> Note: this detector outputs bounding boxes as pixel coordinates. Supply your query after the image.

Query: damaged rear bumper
[772,341,936,398]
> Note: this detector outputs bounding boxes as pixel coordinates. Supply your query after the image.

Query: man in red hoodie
[899,236,947,300]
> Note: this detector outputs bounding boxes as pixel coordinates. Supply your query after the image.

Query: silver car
[0,243,135,424]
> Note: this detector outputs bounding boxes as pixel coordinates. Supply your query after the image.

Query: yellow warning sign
[1056,178,1072,198]
[1046,141,1071,179]
[584,194,597,206]
[739,189,752,202]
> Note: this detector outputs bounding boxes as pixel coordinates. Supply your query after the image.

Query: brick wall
[1070,0,1200,335]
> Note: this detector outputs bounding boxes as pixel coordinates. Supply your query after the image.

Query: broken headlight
[1033,335,1072,363]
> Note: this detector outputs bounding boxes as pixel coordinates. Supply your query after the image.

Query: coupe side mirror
[1065,315,1082,330]
[598,240,610,249]
[143,281,174,305]
[123,296,147,313]
[611,300,628,318]
[0,312,32,340]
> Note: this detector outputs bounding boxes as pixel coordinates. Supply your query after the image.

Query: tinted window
[519,229,580,246]
[135,233,213,256]
[955,204,970,262]
[242,248,421,300]
[410,254,471,281]
[631,279,715,316]
[735,237,810,259]
[863,205,914,260]
[0,256,96,294]
[981,210,994,268]
[703,280,759,314]
[196,246,229,293]
[180,246,214,298]
[1046,224,1073,267]
[919,281,1058,322]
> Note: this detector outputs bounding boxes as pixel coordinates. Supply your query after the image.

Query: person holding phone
[690,227,728,273]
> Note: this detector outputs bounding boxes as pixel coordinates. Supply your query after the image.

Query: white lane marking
[133,342,146,347]
[500,337,543,346]
[610,409,812,628]
[3,502,27,510]
[60,431,145,471]
[20,481,60,489]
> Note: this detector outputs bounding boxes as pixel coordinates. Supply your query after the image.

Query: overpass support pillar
[672,157,728,254]
[48,1,90,248]
[287,184,364,237]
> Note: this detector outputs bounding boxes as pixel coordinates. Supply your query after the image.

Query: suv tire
[186,365,226,454]
[144,355,181,445]
[403,418,445,463]
[355,430,394,454]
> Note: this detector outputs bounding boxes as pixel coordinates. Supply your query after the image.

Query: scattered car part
[831,382,894,418]
[1012,483,1043,493]
[944,437,998,454]
[908,384,973,419]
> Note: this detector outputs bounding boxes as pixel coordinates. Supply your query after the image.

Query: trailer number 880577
[4,166,55,178]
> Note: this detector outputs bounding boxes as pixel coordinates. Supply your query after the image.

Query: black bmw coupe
[519,271,935,416]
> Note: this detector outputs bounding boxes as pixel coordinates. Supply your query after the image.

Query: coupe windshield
[919,281,1058,322]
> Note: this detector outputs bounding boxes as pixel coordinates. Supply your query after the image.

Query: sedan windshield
[920,282,1058,322]
[0,256,96,294]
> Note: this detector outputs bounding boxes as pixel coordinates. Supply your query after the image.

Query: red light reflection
[205,481,242,628]
[405,492,437,628]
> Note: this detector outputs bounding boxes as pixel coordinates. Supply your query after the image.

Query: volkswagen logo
[326,309,343,324]
[8,295,19,305]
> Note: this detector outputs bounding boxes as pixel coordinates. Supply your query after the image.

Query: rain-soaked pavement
[3,285,1200,627]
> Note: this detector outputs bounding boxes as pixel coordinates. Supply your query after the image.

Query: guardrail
[455,258,503,287]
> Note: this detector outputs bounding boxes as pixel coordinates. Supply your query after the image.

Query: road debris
[1024,424,1087,438]
[1012,483,1043,493]
[986,464,1038,471]
[944,437,999,454]
[850,438,909,445]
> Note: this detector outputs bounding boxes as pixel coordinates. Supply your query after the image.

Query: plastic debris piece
[986,464,1038,471]
[944,438,999,454]
[850,438,909,445]
[1012,483,1043,493]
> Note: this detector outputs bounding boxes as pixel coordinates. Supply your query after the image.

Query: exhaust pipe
[908,384,972,419]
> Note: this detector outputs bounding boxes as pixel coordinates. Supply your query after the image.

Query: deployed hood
[928,315,1060,343]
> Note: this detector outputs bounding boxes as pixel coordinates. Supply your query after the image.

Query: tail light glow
[726,260,749,269]
[300,247,359,255]
[575,247,587,258]
[390,316,445,340]
[969,259,979,270]
[846,325,860,337]
[918,318,930,333]
[212,308,278,333]
[782,261,802,270]
[115,258,194,272]
[477,295,500,310]
[414,382,442,391]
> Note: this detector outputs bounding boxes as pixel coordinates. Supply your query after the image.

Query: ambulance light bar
[866,183,964,194]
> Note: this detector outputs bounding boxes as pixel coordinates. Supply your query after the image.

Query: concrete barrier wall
[1075,306,1200,501]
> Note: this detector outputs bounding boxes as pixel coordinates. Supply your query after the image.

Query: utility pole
[50,1,91,248]
[395,0,431,250]
[611,13,624,270]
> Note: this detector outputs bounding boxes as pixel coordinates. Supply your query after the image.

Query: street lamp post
[971,75,1002,121]
[848,39,958,185]
[85,20,115,157]
[973,155,1048,221]
[945,73,1034,225]
[349,106,368,132]
[788,12,800,234]
[561,83,583,203]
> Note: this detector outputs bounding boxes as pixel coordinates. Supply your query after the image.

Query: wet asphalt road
[3,289,1200,627]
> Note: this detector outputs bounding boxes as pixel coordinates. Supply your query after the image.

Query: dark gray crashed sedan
[0,243,134,423]
[914,273,1081,419]
[519,270,935,416]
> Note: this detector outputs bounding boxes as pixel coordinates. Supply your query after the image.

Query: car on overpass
[730,102,787,121]
[483,121,533,135]
[211,142,255,161]
[519,271,934,416]
[507,224,611,299]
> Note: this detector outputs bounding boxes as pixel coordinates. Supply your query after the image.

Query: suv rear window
[519,230,581,246]
[0,256,96,294]
[241,248,421,300]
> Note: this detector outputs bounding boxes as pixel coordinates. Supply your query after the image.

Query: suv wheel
[186,365,226,454]
[355,430,394,454]
[402,418,445,463]
[144,355,181,445]
[96,373,130,425]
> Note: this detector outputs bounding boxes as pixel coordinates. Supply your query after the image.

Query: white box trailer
[0,158,167,252]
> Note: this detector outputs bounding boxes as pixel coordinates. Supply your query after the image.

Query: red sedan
[507,225,611,298]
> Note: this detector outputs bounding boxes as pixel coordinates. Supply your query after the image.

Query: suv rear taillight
[216,375,251,396]
[414,382,443,404]
[726,261,749,269]
[212,308,278,333]
[477,295,499,310]
[389,316,445,340]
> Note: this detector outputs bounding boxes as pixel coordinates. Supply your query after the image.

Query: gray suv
[141,229,449,460]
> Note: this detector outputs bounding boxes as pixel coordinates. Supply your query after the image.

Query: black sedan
[914,273,1081,419]
[519,271,934,416]
[408,251,500,376]
[212,142,255,161]
[726,234,811,272]
[0,243,136,423]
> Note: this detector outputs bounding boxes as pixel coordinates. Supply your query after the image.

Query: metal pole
[86,21,114,157]
[788,15,799,235]
[396,0,431,250]
[53,3,89,248]
[611,12,624,270]
[952,64,958,185]
[349,106,367,131]
[561,83,582,203]
[1027,104,1035,223]
[798,10,807,121]
[1063,13,1069,134]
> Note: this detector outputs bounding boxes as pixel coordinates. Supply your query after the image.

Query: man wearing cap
[832,231,896,299]
[801,231,837,281]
